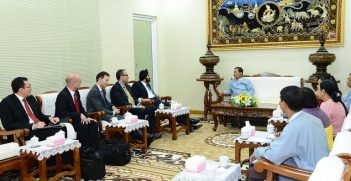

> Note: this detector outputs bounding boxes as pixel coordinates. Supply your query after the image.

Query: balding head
[65,73,81,90]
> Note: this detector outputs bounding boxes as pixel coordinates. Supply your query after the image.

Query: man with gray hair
[55,73,100,149]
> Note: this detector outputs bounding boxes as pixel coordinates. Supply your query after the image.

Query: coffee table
[19,139,81,181]
[103,119,149,153]
[211,102,276,131]
[155,107,190,140]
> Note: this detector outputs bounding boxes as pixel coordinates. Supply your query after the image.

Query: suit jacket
[110,82,138,107]
[0,94,49,131]
[131,81,161,106]
[132,81,150,99]
[87,84,114,121]
[55,87,87,122]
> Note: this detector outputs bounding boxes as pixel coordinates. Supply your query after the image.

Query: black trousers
[73,121,99,149]
[246,167,267,181]
[130,106,157,129]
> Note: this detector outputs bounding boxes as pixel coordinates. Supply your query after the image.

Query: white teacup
[159,103,164,110]
[219,156,230,168]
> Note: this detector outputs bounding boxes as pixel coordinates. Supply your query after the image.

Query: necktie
[23,98,40,124]
[102,89,106,97]
[74,92,80,113]
[123,87,135,105]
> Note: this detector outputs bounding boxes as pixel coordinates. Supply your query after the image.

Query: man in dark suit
[110,69,161,139]
[131,69,162,107]
[86,71,121,122]
[0,77,61,141]
[131,69,202,131]
[55,73,99,149]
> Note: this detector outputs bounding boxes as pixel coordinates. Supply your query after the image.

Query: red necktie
[23,98,40,124]
[74,93,80,113]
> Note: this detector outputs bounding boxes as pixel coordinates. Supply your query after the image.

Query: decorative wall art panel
[208,0,344,49]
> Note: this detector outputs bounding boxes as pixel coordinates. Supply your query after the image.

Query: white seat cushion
[0,142,20,160]
[308,156,345,181]
[246,77,301,104]
[341,112,351,131]
[330,131,351,156]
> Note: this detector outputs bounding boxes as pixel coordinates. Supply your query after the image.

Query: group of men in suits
[0,74,100,149]
[0,69,201,149]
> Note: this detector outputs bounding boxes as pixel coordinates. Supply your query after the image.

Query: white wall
[100,0,351,111]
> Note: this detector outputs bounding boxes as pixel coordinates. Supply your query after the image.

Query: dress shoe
[152,132,162,140]
[190,123,203,132]
[190,118,201,125]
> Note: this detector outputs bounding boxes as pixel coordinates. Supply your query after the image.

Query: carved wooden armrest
[160,96,172,102]
[141,99,153,106]
[0,129,29,145]
[254,158,312,181]
[117,105,132,115]
[88,111,106,121]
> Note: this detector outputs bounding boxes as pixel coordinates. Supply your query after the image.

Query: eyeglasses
[121,74,129,77]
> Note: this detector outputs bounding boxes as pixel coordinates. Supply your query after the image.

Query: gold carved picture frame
[208,0,344,49]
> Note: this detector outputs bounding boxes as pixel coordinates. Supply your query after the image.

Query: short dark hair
[96,71,110,82]
[300,87,318,108]
[280,86,303,112]
[235,67,243,74]
[319,74,337,83]
[11,77,28,93]
[116,69,125,80]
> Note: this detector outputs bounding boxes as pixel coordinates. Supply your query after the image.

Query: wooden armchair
[0,127,29,175]
[253,158,312,181]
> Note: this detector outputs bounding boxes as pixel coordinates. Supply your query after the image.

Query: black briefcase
[80,147,106,180]
[99,139,131,166]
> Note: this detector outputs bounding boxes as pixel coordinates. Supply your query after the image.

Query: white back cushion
[330,131,351,156]
[341,111,351,131]
[308,156,345,181]
[105,85,113,103]
[246,77,301,104]
[78,89,90,111]
[39,93,59,116]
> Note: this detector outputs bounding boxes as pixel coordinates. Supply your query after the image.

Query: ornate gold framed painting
[208,0,344,49]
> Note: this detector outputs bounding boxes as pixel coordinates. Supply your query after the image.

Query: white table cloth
[103,119,149,133]
[172,160,241,181]
[20,139,81,161]
[155,107,190,117]
[235,131,273,145]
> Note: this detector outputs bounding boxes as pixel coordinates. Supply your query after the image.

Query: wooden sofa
[213,73,302,129]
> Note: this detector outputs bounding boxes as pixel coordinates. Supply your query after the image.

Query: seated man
[86,71,121,122]
[224,67,254,96]
[0,77,61,141]
[110,69,161,139]
[247,86,329,181]
[132,69,202,131]
[55,73,99,149]
[342,73,351,111]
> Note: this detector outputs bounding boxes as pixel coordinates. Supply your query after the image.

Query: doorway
[133,14,158,92]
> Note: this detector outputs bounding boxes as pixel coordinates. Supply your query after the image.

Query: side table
[104,119,149,153]
[155,107,190,140]
[20,139,81,181]
[234,131,273,171]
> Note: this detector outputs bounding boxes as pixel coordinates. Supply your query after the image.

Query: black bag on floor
[99,139,131,166]
[80,147,106,180]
